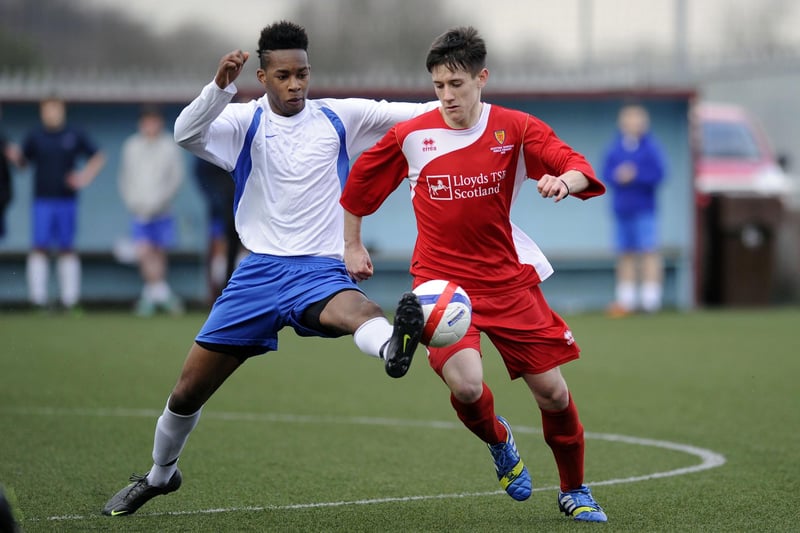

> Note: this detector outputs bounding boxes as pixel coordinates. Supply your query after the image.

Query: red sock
[450,383,506,445]
[541,393,584,492]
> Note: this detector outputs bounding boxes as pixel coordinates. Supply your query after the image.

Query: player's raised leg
[320,288,424,378]
[381,292,424,378]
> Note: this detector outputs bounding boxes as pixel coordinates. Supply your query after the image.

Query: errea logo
[564,329,575,345]
[422,138,437,152]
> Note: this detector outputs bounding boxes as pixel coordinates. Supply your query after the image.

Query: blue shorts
[614,211,658,253]
[131,215,177,248]
[32,198,77,250]
[196,253,363,355]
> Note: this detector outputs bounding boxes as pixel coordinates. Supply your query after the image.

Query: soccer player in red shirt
[341,26,608,522]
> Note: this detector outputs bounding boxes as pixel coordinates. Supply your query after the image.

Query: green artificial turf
[1,307,798,531]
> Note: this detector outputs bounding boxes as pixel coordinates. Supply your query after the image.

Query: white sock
[149,281,171,303]
[640,282,663,313]
[57,254,81,307]
[210,254,228,286]
[140,284,152,302]
[615,281,637,312]
[26,252,49,306]
[353,317,393,359]
[147,402,201,487]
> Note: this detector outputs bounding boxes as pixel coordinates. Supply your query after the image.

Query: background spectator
[0,104,23,241]
[602,104,667,315]
[21,97,105,312]
[118,105,186,316]
[193,157,244,304]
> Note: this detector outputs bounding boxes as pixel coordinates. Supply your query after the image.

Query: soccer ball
[412,279,472,348]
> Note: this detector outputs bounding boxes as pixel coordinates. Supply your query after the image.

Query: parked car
[691,102,798,307]
[693,102,793,197]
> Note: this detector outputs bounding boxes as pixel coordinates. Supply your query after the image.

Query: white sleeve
[173,81,243,172]
[325,98,439,156]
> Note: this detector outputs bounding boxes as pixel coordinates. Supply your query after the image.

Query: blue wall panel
[0,94,695,310]
[0,103,206,253]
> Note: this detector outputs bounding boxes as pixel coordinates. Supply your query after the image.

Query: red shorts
[426,284,580,380]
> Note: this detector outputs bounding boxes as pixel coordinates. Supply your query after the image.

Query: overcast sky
[81,0,800,64]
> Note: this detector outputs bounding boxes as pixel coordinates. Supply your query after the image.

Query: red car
[694,102,792,197]
[692,102,795,306]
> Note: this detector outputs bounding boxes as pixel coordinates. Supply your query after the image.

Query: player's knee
[312,291,383,334]
[341,299,384,333]
[358,298,383,320]
[534,384,570,411]
[450,380,484,404]
[168,384,206,415]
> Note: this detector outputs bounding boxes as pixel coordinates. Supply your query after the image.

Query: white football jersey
[175,81,434,258]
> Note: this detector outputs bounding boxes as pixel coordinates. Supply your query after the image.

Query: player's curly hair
[257,20,309,68]
[426,26,486,77]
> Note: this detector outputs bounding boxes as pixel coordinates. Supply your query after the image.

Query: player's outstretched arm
[215,50,249,90]
[537,170,589,203]
[343,211,374,282]
[67,151,106,190]
[3,142,23,168]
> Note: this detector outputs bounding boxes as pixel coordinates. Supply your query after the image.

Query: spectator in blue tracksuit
[602,104,667,314]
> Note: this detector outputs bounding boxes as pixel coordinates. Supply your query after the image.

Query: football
[412,279,472,347]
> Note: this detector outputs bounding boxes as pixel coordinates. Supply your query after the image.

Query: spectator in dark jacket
[21,97,105,310]
[0,104,24,240]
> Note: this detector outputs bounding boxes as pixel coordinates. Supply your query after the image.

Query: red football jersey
[341,103,605,294]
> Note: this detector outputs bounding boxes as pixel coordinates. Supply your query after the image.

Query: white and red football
[412,279,472,347]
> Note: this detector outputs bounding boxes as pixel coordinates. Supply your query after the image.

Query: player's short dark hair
[426,26,486,77]
[257,21,309,69]
[139,104,163,119]
[40,94,64,105]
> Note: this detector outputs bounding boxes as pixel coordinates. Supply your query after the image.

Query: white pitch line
[0,406,726,522]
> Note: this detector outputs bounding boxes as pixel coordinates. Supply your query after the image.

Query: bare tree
[289,0,450,83]
[722,0,798,55]
[287,0,562,88]
[0,0,235,75]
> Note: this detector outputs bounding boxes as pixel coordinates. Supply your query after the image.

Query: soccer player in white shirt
[102,20,431,517]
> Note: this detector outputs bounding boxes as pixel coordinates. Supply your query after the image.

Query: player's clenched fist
[215,50,250,89]
[537,173,569,202]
